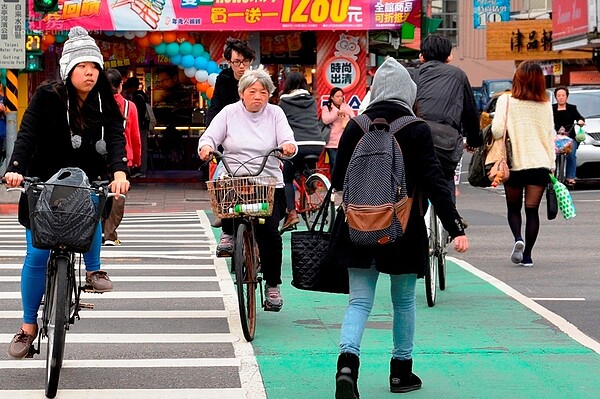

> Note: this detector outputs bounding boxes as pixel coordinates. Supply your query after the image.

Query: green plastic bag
[575,126,586,143]
[549,174,576,219]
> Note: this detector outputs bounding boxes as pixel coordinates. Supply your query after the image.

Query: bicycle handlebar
[2,177,124,198]
[211,147,283,177]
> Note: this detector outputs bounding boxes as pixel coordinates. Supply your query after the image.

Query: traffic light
[34,0,59,13]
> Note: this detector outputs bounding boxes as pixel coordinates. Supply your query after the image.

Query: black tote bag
[290,188,349,294]
[546,181,558,220]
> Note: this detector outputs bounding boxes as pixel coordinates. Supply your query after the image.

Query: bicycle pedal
[79,302,95,309]
[263,303,282,312]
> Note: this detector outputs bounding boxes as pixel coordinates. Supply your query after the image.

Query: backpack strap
[353,114,372,134]
[388,115,422,133]
[122,99,129,129]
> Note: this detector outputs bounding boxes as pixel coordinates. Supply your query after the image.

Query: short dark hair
[554,85,569,98]
[420,33,452,62]
[282,72,309,95]
[105,68,122,93]
[123,77,140,90]
[223,37,256,61]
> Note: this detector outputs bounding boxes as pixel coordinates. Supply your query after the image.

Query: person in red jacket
[103,68,141,246]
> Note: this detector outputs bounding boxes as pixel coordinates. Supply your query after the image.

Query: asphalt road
[456,158,600,343]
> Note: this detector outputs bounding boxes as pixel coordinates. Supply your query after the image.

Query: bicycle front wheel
[425,208,438,308]
[234,223,258,342]
[45,256,70,398]
[302,173,333,229]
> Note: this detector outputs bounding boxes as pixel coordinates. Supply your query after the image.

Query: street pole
[0,112,17,176]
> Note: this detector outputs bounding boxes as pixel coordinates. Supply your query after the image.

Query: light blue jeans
[339,264,417,360]
[21,224,102,324]
[566,143,578,180]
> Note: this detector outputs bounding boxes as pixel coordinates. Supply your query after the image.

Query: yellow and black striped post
[4,70,18,112]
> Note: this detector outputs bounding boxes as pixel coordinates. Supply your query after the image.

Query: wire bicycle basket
[207,175,276,218]
[26,168,107,253]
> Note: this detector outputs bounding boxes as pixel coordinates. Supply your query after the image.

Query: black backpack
[343,115,420,246]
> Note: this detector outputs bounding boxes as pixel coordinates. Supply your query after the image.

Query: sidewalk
[209,224,600,399]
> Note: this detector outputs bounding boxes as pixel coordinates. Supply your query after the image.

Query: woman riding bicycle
[278,71,325,231]
[552,86,585,187]
[3,27,130,359]
[198,66,297,311]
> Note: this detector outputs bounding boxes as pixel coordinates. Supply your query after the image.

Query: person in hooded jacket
[278,72,325,231]
[331,57,469,398]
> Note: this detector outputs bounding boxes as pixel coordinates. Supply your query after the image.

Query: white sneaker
[511,240,525,264]
[264,284,283,312]
[103,239,121,246]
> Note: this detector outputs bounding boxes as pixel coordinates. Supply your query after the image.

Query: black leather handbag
[290,188,349,294]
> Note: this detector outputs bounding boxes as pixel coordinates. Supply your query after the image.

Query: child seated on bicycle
[199,66,297,311]
[278,72,326,231]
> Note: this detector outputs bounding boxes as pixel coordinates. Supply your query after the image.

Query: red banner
[31,0,421,32]
[552,0,588,41]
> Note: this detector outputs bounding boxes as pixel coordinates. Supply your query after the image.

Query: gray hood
[369,57,416,115]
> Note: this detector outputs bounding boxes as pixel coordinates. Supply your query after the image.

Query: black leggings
[222,188,286,287]
[505,184,545,258]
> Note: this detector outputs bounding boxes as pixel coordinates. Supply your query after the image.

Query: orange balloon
[176,31,189,43]
[148,32,163,46]
[163,31,177,44]
[137,36,150,48]
[206,86,215,100]
[187,37,196,45]
[42,34,55,46]
[196,81,209,92]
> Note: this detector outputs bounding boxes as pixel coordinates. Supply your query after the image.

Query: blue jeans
[566,144,578,179]
[21,223,102,324]
[339,264,417,360]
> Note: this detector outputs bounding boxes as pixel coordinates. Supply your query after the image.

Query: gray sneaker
[264,284,283,312]
[216,233,234,257]
[511,240,525,264]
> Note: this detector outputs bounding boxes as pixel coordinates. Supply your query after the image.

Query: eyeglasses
[230,59,252,67]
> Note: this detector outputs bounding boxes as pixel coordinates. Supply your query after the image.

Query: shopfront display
[28,0,422,173]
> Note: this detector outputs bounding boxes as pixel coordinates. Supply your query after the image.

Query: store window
[431,0,458,45]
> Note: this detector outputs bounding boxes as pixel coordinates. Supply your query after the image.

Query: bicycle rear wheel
[301,173,333,229]
[234,223,257,342]
[44,256,70,398]
[425,208,438,307]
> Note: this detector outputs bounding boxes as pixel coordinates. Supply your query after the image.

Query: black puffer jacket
[278,90,322,143]
[205,68,239,127]
[6,81,128,228]
[414,61,482,148]
[332,101,465,276]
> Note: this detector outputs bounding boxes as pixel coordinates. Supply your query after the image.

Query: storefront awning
[30,0,422,32]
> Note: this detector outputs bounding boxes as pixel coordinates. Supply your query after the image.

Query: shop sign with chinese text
[486,21,590,61]
[0,0,25,69]
[30,0,421,32]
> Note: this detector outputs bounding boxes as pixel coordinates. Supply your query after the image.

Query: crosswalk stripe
[0,389,245,399]
[0,291,224,299]
[0,358,240,369]
[0,276,220,282]
[0,264,215,269]
[0,310,229,318]
[0,333,238,343]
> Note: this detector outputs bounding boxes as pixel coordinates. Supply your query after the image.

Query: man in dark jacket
[413,34,482,202]
[205,38,256,126]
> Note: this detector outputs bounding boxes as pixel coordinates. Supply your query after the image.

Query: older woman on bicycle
[198,66,297,311]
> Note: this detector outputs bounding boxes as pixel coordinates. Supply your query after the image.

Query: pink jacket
[321,102,354,149]
[115,93,142,168]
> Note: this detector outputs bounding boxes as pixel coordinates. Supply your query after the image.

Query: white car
[562,87,600,178]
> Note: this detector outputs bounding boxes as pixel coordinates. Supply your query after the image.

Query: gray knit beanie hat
[59,26,103,81]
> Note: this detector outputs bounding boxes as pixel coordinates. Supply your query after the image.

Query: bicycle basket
[207,175,276,218]
[27,168,106,253]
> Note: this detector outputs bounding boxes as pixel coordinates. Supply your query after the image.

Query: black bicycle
[206,149,281,341]
[4,167,116,398]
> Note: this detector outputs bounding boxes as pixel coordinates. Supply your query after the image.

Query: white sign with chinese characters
[0,0,26,69]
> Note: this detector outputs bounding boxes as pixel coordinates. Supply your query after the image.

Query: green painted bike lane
[252,245,600,398]
[211,224,600,398]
